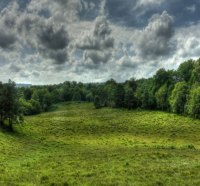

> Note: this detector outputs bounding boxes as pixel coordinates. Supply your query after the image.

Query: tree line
[93,58,200,119]
[1,58,200,130]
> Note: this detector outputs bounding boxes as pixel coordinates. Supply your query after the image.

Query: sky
[0,0,200,84]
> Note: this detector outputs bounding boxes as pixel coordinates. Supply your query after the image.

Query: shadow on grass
[0,122,27,138]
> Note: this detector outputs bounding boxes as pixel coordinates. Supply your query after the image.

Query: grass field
[0,102,200,186]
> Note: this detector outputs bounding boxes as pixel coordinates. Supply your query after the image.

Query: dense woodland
[1,58,200,130]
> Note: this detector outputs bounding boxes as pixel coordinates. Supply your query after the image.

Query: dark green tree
[114,84,125,108]
[177,59,194,82]
[94,96,101,109]
[124,88,135,109]
[1,80,23,130]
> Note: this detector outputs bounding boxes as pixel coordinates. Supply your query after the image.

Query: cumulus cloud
[0,0,199,84]
[37,22,70,64]
[0,2,18,49]
[0,0,73,65]
[77,16,114,50]
[136,0,164,8]
[135,11,174,59]
[84,50,112,66]
[76,16,114,66]
[174,24,200,59]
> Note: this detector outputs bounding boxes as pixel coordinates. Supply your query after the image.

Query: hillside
[0,103,200,186]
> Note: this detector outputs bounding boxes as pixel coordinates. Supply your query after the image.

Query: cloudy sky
[0,0,200,84]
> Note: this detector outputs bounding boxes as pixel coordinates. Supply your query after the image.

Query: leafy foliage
[169,82,188,114]
[0,80,23,130]
[186,85,200,118]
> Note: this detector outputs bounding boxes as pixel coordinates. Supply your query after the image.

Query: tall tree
[177,59,194,82]
[190,59,200,84]
[1,80,22,130]
[124,88,135,109]
[186,85,200,118]
[114,84,125,108]
[155,84,168,111]
[169,82,188,114]
[94,96,101,109]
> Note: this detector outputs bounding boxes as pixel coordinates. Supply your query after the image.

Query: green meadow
[0,102,200,186]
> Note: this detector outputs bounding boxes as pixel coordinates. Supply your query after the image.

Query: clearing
[0,103,200,186]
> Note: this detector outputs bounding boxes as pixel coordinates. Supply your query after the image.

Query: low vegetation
[0,103,200,185]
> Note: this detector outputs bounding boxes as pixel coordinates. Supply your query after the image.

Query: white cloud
[186,5,196,13]
[136,0,164,7]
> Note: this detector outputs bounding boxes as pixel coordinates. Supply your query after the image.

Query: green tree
[169,82,188,114]
[29,99,42,115]
[114,84,125,108]
[43,91,52,111]
[1,80,23,130]
[124,88,135,109]
[190,59,200,84]
[72,90,82,102]
[177,60,194,82]
[155,84,168,110]
[186,86,200,118]
[23,88,33,100]
[94,96,101,109]
[153,68,170,91]
[104,79,117,107]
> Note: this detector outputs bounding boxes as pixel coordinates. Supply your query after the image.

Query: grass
[1,102,200,186]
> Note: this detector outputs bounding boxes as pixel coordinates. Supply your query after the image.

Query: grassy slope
[0,102,200,186]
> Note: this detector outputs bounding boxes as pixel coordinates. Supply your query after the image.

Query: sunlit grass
[0,102,200,185]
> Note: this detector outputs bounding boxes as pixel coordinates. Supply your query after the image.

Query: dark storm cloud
[40,48,68,64]
[136,11,174,59]
[37,23,70,64]
[0,31,16,49]
[38,24,69,50]
[84,50,112,65]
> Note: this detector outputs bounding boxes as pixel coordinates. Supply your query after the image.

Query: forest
[0,58,200,130]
